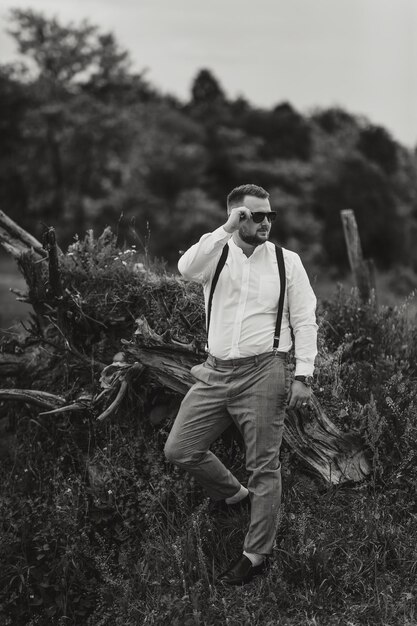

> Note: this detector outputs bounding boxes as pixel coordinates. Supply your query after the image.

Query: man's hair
[227,184,269,210]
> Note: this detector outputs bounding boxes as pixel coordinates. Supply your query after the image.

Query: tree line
[1,8,417,270]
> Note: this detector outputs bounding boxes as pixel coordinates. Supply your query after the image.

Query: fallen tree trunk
[123,337,371,484]
[0,210,371,485]
[0,332,371,484]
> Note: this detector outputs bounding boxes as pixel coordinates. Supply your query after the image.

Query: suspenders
[274,244,286,352]
[206,244,229,344]
[206,243,286,353]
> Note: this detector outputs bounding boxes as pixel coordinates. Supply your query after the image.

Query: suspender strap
[273,245,286,352]
[206,244,229,348]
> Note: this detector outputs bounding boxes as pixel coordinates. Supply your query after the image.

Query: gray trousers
[164,351,289,555]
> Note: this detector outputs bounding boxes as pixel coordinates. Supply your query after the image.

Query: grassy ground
[2,412,417,626]
[1,247,417,625]
[86,434,417,626]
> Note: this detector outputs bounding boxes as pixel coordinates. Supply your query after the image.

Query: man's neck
[232,232,257,258]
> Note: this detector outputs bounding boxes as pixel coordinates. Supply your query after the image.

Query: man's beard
[239,229,269,246]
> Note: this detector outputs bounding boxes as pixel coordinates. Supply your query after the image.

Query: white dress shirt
[178,226,318,376]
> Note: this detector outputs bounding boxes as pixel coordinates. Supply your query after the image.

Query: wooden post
[340,209,376,304]
[42,227,63,300]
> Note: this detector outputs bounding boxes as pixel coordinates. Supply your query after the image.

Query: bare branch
[96,380,128,422]
[39,403,85,417]
[0,389,65,409]
[0,209,46,259]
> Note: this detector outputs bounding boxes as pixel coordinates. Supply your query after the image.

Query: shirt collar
[229,237,268,258]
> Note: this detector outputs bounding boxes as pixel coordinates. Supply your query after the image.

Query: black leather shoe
[218,555,266,585]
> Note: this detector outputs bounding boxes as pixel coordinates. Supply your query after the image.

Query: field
[1,248,417,625]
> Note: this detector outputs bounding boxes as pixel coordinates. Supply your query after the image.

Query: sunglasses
[251,211,277,223]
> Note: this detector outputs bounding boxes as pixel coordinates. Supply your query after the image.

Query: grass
[108,436,417,625]
[2,392,417,625]
[89,472,417,626]
[1,238,417,625]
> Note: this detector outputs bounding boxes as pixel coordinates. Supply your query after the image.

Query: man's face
[236,195,273,246]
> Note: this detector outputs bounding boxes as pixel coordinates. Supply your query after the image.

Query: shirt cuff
[215,226,233,240]
[294,363,315,377]
[202,226,232,254]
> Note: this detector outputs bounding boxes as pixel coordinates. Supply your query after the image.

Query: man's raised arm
[178,206,251,283]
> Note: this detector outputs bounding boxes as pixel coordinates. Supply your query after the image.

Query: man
[164,184,318,585]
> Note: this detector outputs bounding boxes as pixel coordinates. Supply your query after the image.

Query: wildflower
[108,489,113,495]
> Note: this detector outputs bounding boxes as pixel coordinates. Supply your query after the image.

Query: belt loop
[254,355,258,365]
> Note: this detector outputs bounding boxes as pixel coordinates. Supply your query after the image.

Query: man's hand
[223,206,252,233]
[287,380,312,410]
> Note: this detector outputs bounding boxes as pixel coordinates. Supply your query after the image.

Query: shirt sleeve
[178,226,233,284]
[287,253,318,376]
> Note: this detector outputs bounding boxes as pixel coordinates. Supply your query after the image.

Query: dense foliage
[1,9,417,272]
[1,235,417,625]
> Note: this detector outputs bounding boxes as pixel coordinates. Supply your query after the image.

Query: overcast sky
[1,0,416,147]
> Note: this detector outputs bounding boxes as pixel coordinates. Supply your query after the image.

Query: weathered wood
[284,395,370,483]
[0,389,65,410]
[0,212,50,333]
[96,362,145,421]
[0,331,371,483]
[340,209,376,303]
[0,211,67,334]
[123,337,371,485]
[0,343,54,377]
[42,227,63,300]
[123,339,199,395]
[0,210,46,259]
